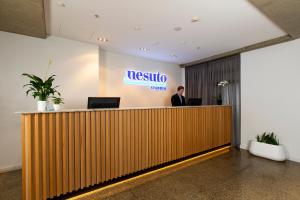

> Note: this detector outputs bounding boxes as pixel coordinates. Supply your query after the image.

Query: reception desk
[19,105,232,200]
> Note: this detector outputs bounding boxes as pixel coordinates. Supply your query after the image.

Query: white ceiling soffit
[46,0,286,65]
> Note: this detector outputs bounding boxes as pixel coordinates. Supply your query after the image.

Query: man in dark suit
[171,86,186,106]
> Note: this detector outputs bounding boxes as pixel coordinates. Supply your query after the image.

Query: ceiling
[47,0,286,64]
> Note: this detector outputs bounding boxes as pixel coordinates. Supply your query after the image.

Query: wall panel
[21,106,232,199]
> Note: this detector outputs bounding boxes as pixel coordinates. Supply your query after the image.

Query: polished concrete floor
[1,149,300,200]
[0,169,21,200]
[100,150,300,200]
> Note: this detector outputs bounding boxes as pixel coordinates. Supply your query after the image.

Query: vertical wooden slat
[55,113,62,196]
[201,108,206,151]
[118,111,123,176]
[193,108,197,153]
[25,115,34,200]
[85,112,91,186]
[180,108,183,158]
[154,109,158,165]
[114,111,119,178]
[100,111,106,182]
[48,114,56,197]
[68,112,75,192]
[110,111,115,179]
[41,114,49,199]
[134,110,138,171]
[91,112,97,185]
[105,111,111,180]
[148,109,152,167]
[158,109,162,164]
[167,109,171,162]
[21,115,26,200]
[123,111,128,175]
[74,112,80,190]
[62,113,69,194]
[175,108,179,159]
[148,109,153,167]
[138,110,142,170]
[127,110,131,173]
[160,109,164,163]
[170,109,175,161]
[145,110,149,168]
[163,108,166,162]
[34,114,42,200]
[96,112,101,183]
[131,110,136,171]
[143,110,148,169]
[80,112,86,188]
[130,110,135,173]
[151,109,155,166]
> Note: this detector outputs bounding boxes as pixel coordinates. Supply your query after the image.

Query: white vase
[37,101,47,112]
[249,140,286,161]
[222,86,230,105]
[53,104,61,111]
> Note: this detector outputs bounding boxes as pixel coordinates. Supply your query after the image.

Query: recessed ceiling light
[94,14,100,19]
[140,47,150,52]
[134,26,141,31]
[169,54,178,58]
[97,37,108,42]
[57,1,66,7]
[174,27,182,31]
[191,17,200,23]
[180,41,187,45]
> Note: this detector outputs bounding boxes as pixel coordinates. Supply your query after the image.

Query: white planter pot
[37,101,47,112]
[53,104,61,111]
[249,140,286,161]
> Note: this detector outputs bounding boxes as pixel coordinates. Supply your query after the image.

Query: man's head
[177,86,184,96]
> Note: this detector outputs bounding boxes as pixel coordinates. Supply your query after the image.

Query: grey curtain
[185,55,241,147]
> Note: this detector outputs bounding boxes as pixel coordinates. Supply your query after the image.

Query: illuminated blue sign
[124,70,167,91]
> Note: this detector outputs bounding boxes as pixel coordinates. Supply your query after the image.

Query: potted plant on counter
[249,132,286,161]
[22,73,61,111]
[213,94,223,105]
[22,59,61,111]
[217,80,231,105]
[52,96,64,111]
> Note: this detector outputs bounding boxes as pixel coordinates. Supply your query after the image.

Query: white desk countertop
[16,105,232,114]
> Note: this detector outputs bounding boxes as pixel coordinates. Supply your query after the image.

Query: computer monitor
[188,98,202,106]
[87,97,120,109]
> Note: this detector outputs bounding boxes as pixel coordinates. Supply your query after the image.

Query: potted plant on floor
[52,96,64,111]
[249,132,286,161]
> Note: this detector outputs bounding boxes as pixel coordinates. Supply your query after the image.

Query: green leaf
[257,132,279,145]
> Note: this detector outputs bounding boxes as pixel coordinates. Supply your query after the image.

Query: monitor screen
[188,98,202,106]
[87,97,120,109]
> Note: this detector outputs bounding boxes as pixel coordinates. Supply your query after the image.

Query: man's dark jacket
[171,94,185,106]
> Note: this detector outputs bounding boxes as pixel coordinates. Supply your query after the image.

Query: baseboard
[0,164,22,174]
[240,144,300,163]
[288,156,300,163]
[239,143,248,150]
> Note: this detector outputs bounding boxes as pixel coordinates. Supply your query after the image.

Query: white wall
[0,31,99,171]
[99,50,184,107]
[241,38,300,162]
